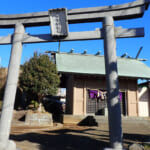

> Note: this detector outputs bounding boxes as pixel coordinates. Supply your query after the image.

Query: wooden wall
[66,75,139,116]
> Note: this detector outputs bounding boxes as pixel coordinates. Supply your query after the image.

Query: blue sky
[0,0,150,69]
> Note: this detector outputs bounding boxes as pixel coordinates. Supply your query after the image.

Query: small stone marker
[25,111,53,126]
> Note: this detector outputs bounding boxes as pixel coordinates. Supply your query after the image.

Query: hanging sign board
[49,8,68,37]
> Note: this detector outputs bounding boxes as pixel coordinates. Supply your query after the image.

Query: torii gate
[0,0,149,149]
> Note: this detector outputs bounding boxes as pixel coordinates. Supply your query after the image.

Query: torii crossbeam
[0,0,149,27]
[0,0,149,150]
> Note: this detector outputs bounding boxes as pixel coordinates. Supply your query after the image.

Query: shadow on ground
[123,133,150,146]
[10,127,150,150]
[10,128,109,150]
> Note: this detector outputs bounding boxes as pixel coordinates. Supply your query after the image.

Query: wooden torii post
[0,0,149,149]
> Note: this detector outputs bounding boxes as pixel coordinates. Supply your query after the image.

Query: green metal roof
[56,53,150,79]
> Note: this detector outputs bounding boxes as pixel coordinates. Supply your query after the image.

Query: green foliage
[19,52,60,103]
[143,144,150,150]
[28,100,39,109]
[0,68,7,100]
[0,101,3,110]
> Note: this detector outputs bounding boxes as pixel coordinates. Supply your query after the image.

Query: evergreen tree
[19,52,60,108]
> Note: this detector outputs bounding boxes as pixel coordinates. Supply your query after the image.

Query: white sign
[49,8,68,37]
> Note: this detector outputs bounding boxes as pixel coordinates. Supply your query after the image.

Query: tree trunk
[37,95,45,113]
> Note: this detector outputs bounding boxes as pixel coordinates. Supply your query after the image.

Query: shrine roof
[55,52,150,79]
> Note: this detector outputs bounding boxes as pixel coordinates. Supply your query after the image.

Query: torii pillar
[103,16,123,149]
[0,23,24,150]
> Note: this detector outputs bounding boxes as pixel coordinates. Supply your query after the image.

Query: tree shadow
[45,128,109,138]
[123,133,150,146]
[10,126,150,150]
[10,128,109,150]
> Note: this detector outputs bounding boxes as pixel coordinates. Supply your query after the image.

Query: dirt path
[10,111,150,150]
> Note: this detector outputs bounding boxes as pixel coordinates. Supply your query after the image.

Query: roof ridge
[57,52,143,61]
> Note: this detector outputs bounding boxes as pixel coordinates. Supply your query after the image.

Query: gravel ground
[10,111,150,150]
